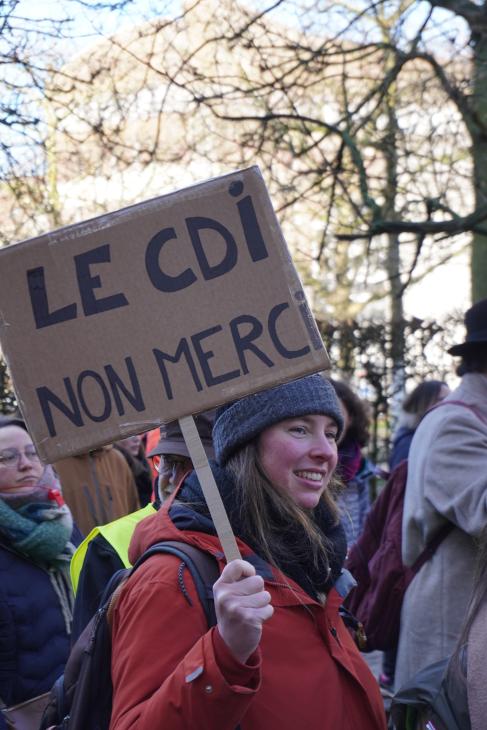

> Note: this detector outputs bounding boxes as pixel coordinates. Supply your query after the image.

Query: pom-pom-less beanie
[213,374,343,465]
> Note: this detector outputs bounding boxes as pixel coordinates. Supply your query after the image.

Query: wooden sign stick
[179,415,241,563]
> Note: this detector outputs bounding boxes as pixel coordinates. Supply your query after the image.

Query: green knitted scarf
[0,466,74,567]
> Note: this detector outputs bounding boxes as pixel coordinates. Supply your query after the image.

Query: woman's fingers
[219,575,265,598]
[218,558,256,582]
[214,559,274,664]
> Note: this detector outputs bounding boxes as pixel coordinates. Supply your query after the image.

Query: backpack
[344,460,452,652]
[40,540,221,730]
[345,399,485,653]
[390,656,470,730]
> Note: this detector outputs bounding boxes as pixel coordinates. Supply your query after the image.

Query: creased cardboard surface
[0,166,329,462]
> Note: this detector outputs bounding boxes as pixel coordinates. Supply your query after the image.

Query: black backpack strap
[411,522,454,575]
[130,540,221,627]
[100,566,131,607]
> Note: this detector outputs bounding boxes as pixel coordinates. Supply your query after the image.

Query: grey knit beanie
[213,374,344,465]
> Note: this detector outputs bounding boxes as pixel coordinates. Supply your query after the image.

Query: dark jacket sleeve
[71,534,124,643]
[389,430,413,471]
[0,595,15,708]
[71,522,84,547]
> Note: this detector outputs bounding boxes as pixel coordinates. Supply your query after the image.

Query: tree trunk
[471,29,487,302]
[383,100,406,421]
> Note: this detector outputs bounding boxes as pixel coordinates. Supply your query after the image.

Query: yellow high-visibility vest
[70,502,156,593]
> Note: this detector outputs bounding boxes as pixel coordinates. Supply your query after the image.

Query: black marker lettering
[230,314,274,374]
[36,379,84,437]
[229,181,269,262]
[153,339,202,399]
[268,302,311,359]
[27,267,77,329]
[186,217,238,280]
[74,244,128,316]
[76,370,112,422]
[146,228,197,292]
[105,357,146,415]
[191,325,240,386]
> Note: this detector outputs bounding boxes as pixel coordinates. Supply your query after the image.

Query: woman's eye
[325,431,338,442]
[289,425,306,435]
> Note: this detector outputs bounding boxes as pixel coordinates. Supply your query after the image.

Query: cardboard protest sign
[0,166,329,463]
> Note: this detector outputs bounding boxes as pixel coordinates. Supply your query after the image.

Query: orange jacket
[110,502,386,730]
[54,446,140,537]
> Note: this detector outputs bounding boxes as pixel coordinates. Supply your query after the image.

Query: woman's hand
[214,559,274,664]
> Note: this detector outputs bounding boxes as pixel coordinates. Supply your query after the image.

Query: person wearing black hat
[0,416,82,729]
[448,297,487,374]
[395,298,487,691]
[109,375,387,730]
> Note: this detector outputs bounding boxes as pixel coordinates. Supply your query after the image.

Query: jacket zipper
[329,625,342,646]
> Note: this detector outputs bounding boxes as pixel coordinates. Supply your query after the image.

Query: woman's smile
[294,469,326,486]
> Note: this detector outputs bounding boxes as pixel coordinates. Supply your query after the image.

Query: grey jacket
[395,373,487,690]
[467,598,487,730]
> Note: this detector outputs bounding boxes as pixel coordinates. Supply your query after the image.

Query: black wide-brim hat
[448,298,487,356]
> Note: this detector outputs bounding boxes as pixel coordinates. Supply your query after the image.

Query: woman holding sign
[109,374,386,730]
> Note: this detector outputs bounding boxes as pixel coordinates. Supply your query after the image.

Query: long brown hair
[226,440,341,573]
[400,380,448,429]
[330,378,371,446]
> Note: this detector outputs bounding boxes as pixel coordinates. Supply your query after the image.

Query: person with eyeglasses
[0,415,82,730]
[151,453,192,497]
[147,416,214,502]
[69,414,214,643]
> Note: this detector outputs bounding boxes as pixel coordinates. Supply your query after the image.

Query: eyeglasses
[151,454,191,474]
[0,446,41,467]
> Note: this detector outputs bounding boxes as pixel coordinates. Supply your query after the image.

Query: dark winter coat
[389,427,415,471]
[70,503,157,642]
[0,528,81,717]
[71,533,124,642]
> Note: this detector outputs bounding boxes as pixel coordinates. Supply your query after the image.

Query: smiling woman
[0,416,82,730]
[258,414,338,510]
[109,374,387,730]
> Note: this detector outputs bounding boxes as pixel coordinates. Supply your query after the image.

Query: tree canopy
[0,0,481,422]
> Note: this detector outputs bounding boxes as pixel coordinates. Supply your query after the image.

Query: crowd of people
[0,297,486,730]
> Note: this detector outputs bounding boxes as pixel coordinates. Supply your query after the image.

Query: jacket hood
[393,426,415,444]
[128,483,358,616]
[128,496,270,577]
[127,496,357,602]
[129,462,350,603]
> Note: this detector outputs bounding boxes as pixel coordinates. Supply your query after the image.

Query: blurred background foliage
[0,0,482,464]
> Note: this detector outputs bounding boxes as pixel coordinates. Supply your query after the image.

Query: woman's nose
[310,435,336,460]
[17,452,33,469]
